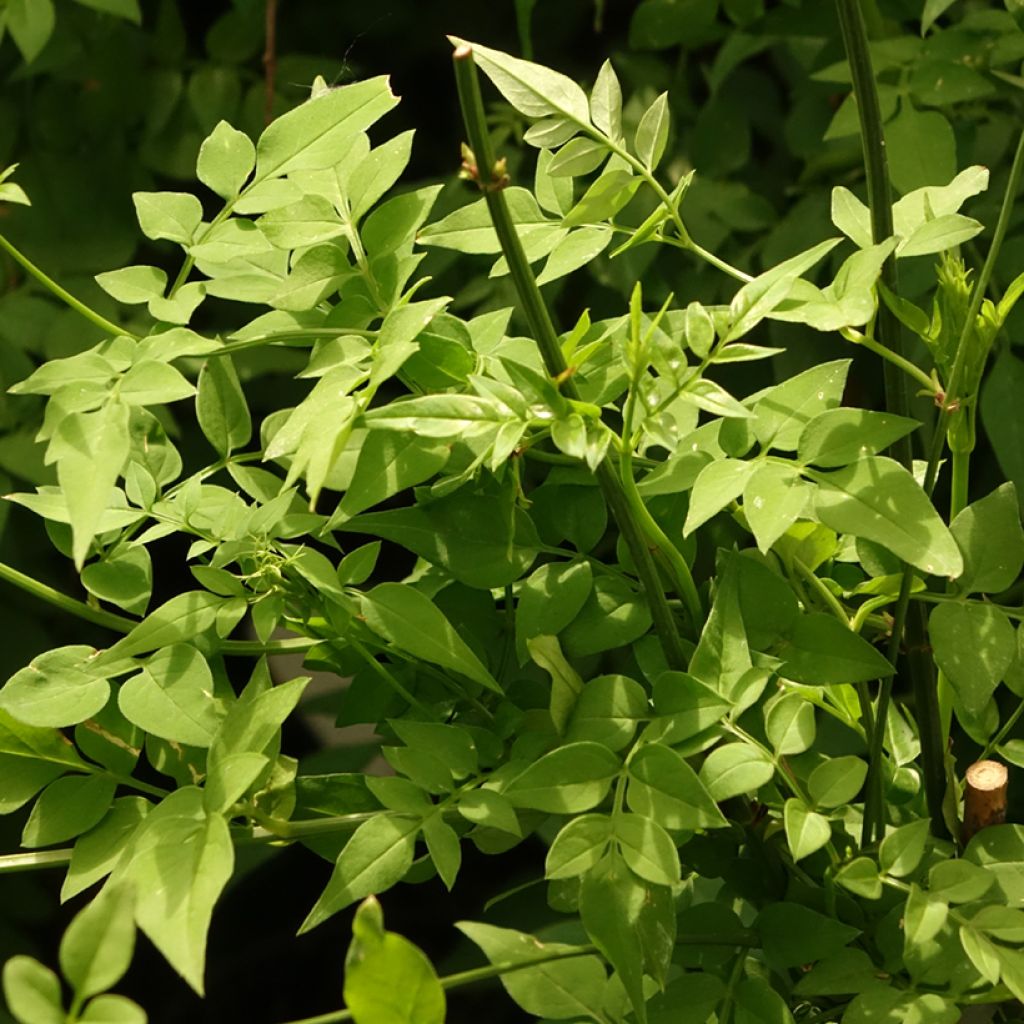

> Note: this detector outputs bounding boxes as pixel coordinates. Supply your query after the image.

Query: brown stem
[962,759,1008,844]
[263,0,279,126]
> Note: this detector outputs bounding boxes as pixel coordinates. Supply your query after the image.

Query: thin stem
[0,849,72,874]
[453,45,688,669]
[837,0,944,841]
[347,637,432,716]
[0,233,136,340]
[950,449,970,521]
[793,558,849,626]
[212,327,379,358]
[842,327,938,394]
[217,636,318,656]
[0,561,137,633]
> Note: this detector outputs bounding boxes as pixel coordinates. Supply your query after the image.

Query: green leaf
[795,949,880,996]
[421,813,461,890]
[6,0,55,62]
[879,818,931,876]
[527,635,584,736]
[627,742,726,829]
[95,266,167,305]
[332,433,449,524]
[928,859,994,903]
[536,226,612,286]
[457,789,520,836]
[684,458,757,535]
[835,857,883,899]
[547,137,606,177]
[59,882,136,1001]
[545,813,613,879]
[132,192,203,245]
[563,168,640,227]
[765,694,815,754]
[82,544,152,616]
[590,60,623,139]
[105,592,224,660]
[301,814,421,932]
[776,613,894,685]
[504,742,620,813]
[453,39,590,125]
[899,214,983,258]
[808,756,868,808]
[63,797,150,901]
[982,352,1024,503]
[254,77,398,181]
[343,897,445,1024]
[349,130,416,220]
[117,788,233,994]
[1,956,63,1024]
[635,92,670,170]
[743,462,808,553]
[844,986,958,1024]
[78,994,147,1023]
[456,922,607,1021]
[734,976,795,1024]
[0,646,112,728]
[810,456,963,577]
[119,361,195,406]
[272,245,350,311]
[566,673,647,751]
[754,360,850,451]
[798,409,920,468]
[72,0,141,22]
[929,602,1016,714]
[699,743,774,801]
[197,120,255,199]
[361,583,501,694]
[118,644,224,747]
[362,394,514,436]
[561,575,652,657]
[417,187,553,254]
[724,238,840,343]
[613,813,680,885]
[756,902,859,969]
[55,403,131,569]
[196,356,252,457]
[652,671,731,744]
[783,798,832,862]
[950,483,1024,594]
[516,561,593,664]
[885,101,956,195]
[22,774,116,847]
[922,0,957,34]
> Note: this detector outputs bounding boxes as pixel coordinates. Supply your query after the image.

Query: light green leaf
[118,644,224,747]
[196,356,251,457]
[361,583,501,694]
[104,592,224,660]
[1,956,63,1024]
[6,0,55,62]
[783,798,832,862]
[613,813,681,886]
[362,394,514,437]
[590,59,623,139]
[453,38,590,125]
[457,789,520,836]
[0,646,114,729]
[928,859,994,903]
[831,187,873,249]
[255,77,398,181]
[132,192,203,245]
[301,814,419,932]
[63,797,150,901]
[929,602,1016,714]
[754,360,850,451]
[258,196,345,249]
[561,575,651,657]
[516,561,593,664]
[78,994,147,1023]
[349,130,416,220]
[835,857,883,900]
[118,788,233,994]
[811,456,963,577]
[798,409,919,468]
[456,921,607,1021]
[808,756,868,808]
[95,266,167,305]
[545,814,612,879]
[566,673,648,751]
[879,818,931,876]
[765,694,815,754]
[547,137,606,177]
[777,613,894,685]
[627,741,726,829]
[534,148,573,216]
[119,361,196,406]
[562,168,639,227]
[528,635,583,736]
[59,882,136,1001]
[22,774,116,848]
[899,213,983,258]
[700,743,774,801]
[885,101,956,195]
[55,403,131,569]
[417,187,554,254]
[148,281,206,325]
[950,483,1024,594]
[743,461,808,553]
[684,458,757,535]
[635,92,669,170]
[536,226,612,285]
[197,120,255,198]
[343,897,445,1024]
[504,742,620,813]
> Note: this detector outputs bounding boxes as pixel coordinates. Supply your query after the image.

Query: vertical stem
[452,45,687,670]
[836,0,946,840]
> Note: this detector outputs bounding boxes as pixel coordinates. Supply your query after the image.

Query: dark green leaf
[777,613,894,684]
[756,902,859,969]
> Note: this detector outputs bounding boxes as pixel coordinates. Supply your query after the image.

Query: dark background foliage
[1,1,1022,1020]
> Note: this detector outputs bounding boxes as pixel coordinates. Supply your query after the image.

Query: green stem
[0,232,136,340]
[212,327,379,358]
[347,637,433,716]
[0,848,73,874]
[793,558,849,625]
[836,0,944,842]
[981,696,1024,760]
[842,327,938,394]
[0,561,137,632]
[453,45,688,669]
